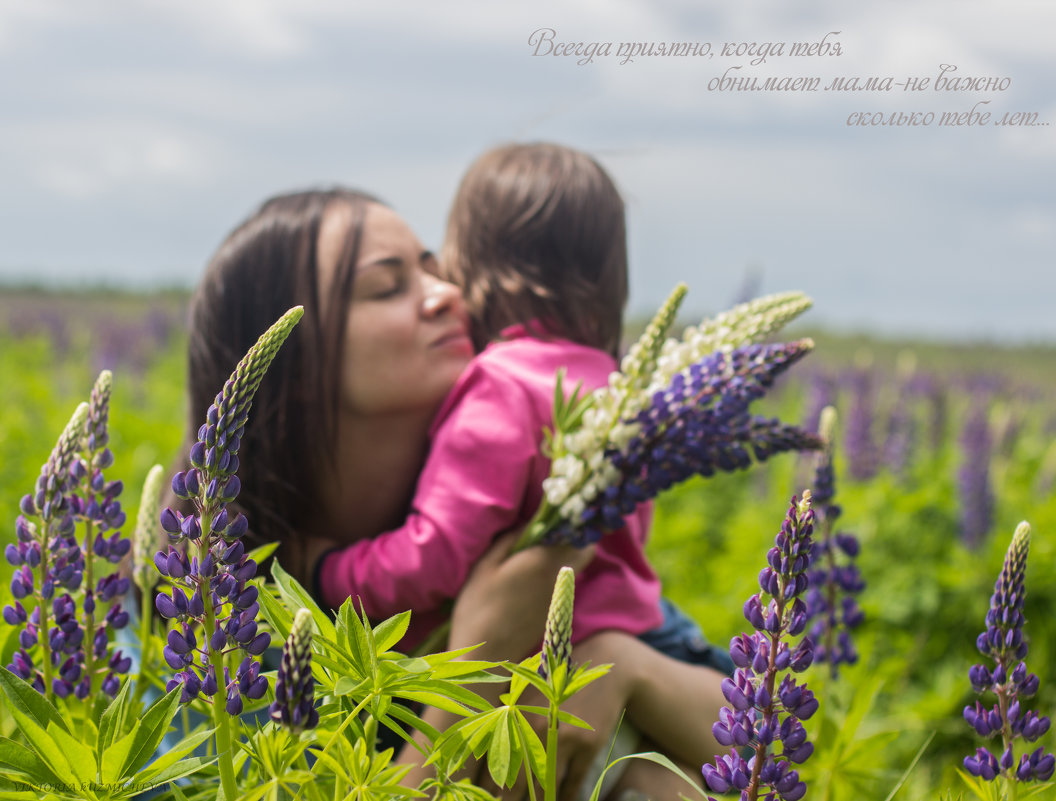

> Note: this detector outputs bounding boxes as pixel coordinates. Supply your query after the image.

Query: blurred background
[0,0,1053,339]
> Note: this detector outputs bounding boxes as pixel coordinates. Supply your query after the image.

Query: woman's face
[319,201,474,417]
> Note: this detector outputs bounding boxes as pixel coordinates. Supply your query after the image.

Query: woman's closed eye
[354,262,405,300]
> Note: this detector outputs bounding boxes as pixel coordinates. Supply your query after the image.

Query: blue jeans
[637,597,735,676]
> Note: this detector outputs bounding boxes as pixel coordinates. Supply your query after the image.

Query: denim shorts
[637,597,735,676]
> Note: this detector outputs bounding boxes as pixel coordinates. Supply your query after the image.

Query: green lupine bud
[213,306,304,429]
[84,370,112,451]
[618,282,688,392]
[540,567,575,679]
[133,464,165,595]
[270,608,318,733]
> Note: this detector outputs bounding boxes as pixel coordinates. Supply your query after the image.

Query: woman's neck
[312,409,435,544]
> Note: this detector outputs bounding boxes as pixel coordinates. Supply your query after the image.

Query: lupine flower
[803,407,864,678]
[842,366,879,481]
[68,370,133,699]
[155,306,302,709]
[964,522,1054,783]
[801,370,836,438]
[703,493,818,801]
[958,400,994,549]
[5,402,88,699]
[522,339,822,549]
[539,566,575,680]
[270,608,319,733]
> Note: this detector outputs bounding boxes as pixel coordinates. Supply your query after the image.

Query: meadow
[1,286,1054,800]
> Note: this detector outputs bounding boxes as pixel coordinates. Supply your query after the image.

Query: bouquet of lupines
[803,406,864,678]
[703,493,818,801]
[515,286,821,549]
[963,521,1054,785]
[5,369,133,703]
[154,305,302,799]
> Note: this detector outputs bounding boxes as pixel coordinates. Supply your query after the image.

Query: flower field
[1,287,1054,799]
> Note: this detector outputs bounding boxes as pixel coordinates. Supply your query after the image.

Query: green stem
[37,522,55,705]
[83,520,98,705]
[544,702,559,801]
[199,517,238,801]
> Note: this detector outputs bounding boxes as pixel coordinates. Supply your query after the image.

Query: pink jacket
[318,325,664,652]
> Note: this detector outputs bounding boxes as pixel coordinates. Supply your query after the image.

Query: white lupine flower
[559,495,586,521]
[543,476,570,506]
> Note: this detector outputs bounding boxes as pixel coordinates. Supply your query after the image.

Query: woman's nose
[421,273,464,318]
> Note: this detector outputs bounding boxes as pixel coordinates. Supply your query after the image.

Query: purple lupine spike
[803,407,863,679]
[540,342,821,548]
[153,307,302,712]
[703,493,817,801]
[269,608,319,733]
[957,400,994,549]
[842,367,879,482]
[964,522,1052,783]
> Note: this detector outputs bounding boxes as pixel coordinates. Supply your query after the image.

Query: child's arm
[316,361,539,618]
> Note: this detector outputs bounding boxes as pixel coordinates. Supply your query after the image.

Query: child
[316,143,731,792]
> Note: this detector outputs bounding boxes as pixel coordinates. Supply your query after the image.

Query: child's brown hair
[441,142,628,356]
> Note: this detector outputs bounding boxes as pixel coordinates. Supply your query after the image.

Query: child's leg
[605,737,705,801]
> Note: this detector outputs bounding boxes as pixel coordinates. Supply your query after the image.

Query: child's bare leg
[619,644,727,767]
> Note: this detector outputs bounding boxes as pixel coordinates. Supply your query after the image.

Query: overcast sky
[1,1,1053,343]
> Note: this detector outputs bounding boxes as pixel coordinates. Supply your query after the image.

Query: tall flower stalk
[6,402,88,703]
[703,493,818,801]
[155,305,303,799]
[515,288,819,550]
[963,521,1053,787]
[804,407,864,678]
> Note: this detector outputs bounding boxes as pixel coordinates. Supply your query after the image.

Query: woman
[185,187,713,800]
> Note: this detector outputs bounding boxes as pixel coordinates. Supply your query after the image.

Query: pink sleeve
[318,362,539,616]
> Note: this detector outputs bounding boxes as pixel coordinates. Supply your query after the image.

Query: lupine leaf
[512,711,547,786]
[138,755,217,788]
[118,684,183,776]
[128,728,214,784]
[4,704,77,786]
[45,721,95,783]
[100,719,142,784]
[485,712,513,788]
[269,560,337,644]
[0,736,62,786]
[98,677,134,753]
[373,611,412,654]
[0,667,70,734]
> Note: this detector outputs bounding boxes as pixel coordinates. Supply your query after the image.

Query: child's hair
[441,142,628,356]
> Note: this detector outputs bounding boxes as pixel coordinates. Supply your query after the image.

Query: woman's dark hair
[441,142,628,356]
[181,188,382,568]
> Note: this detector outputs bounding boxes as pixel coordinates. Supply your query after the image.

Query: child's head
[441,142,628,356]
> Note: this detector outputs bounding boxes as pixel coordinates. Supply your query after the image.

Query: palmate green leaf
[485,710,513,789]
[98,677,136,754]
[373,611,412,653]
[4,702,78,787]
[118,684,183,777]
[0,736,62,787]
[138,755,216,789]
[0,667,71,735]
[511,711,547,787]
[45,720,96,783]
[129,728,214,785]
[269,560,337,644]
